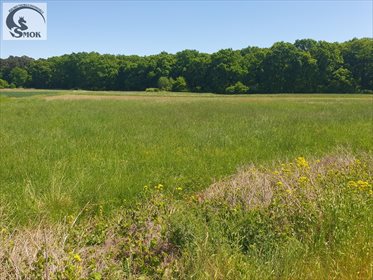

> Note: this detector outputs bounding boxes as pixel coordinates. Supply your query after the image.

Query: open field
[0,90,372,279]
[0,91,372,221]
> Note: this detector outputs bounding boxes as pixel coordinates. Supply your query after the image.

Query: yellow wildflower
[357,180,370,191]
[276,181,283,187]
[155,184,164,191]
[73,254,82,262]
[296,157,309,169]
[298,176,309,184]
[347,180,371,192]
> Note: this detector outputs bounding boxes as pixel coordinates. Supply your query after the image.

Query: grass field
[0,91,372,221]
[0,90,372,279]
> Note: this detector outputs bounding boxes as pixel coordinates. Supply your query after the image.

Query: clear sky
[0,0,372,58]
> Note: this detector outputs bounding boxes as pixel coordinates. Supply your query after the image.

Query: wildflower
[276,181,283,187]
[296,157,309,169]
[347,181,358,188]
[347,180,371,192]
[66,215,74,225]
[73,254,82,263]
[155,184,164,191]
[285,189,293,195]
[176,187,183,191]
[298,176,309,184]
[356,180,371,191]
[273,171,279,175]
[144,185,148,190]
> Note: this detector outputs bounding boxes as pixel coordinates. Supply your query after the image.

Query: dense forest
[0,38,372,93]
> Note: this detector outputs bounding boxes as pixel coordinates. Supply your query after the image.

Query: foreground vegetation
[1,152,372,279]
[1,38,372,93]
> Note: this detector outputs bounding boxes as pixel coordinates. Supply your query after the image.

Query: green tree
[173,50,210,92]
[341,38,373,91]
[260,42,319,93]
[28,60,52,88]
[10,67,29,87]
[2,38,370,93]
[0,79,9,89]
[157,76,173,91]
[309,41,344,92]
[172,76,188,92]
[0,55,33,82]
[207,49,247,93]
[329,67,355,93]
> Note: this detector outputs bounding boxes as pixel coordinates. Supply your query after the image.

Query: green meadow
[0,90,372,279]
[0,91,371,222]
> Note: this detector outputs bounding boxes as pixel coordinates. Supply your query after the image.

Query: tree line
[0,38,372,93]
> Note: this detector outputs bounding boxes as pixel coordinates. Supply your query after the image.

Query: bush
[172,76,188,92]
[0,79,9,89]
[157,77,173,91]
[145,87,160,92]
[360,89,373,94]
[225,82,249,94]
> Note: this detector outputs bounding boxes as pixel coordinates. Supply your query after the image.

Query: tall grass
[1,152,371,279]
[0,94,372,222]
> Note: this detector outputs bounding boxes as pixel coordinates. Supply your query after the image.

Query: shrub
[225,82,249,94]
[172,76,188,92]
[145,87,160,92]
[157,77,173,91]
[0,79,9,89]
[360,89,373,94]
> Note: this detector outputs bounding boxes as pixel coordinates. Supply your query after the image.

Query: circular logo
[6,4,46,39]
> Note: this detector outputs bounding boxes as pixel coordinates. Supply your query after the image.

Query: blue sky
[0,0,372,58]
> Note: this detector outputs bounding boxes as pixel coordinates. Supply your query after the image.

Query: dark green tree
[1,38,371,93]
[10,67,29,87]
